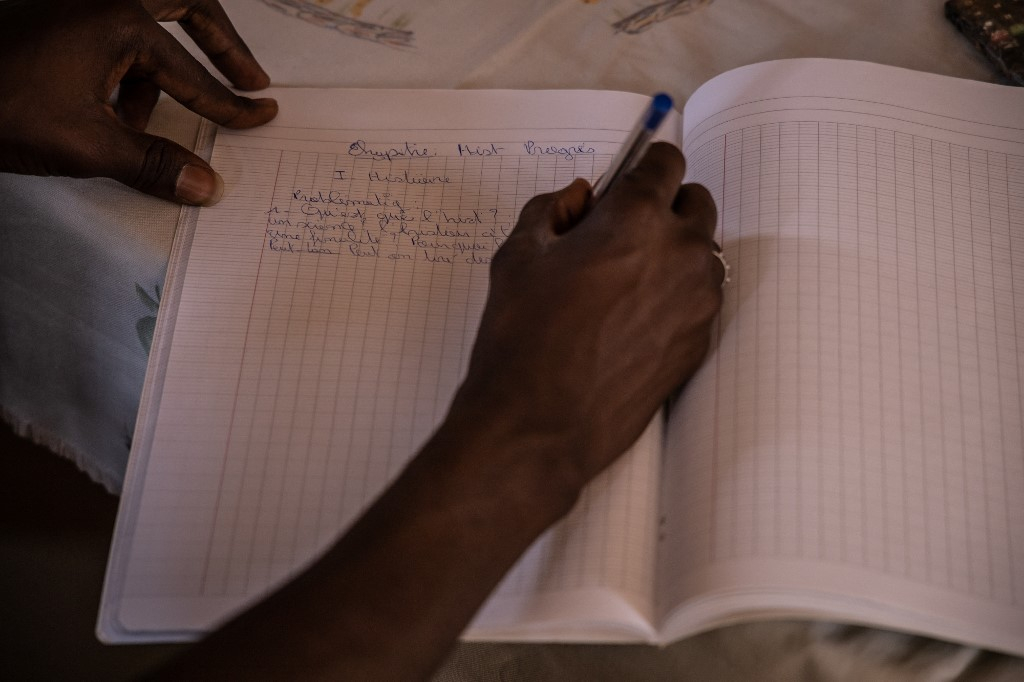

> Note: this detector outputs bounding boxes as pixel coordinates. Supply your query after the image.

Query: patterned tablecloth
[1,0,1020,678]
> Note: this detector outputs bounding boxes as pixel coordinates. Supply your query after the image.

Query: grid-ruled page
[659,60,1024,655]
[99,89,675,642]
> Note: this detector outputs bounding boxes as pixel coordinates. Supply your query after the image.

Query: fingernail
[175,164,224,206]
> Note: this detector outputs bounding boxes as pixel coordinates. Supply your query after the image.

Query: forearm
[149,395,580,681]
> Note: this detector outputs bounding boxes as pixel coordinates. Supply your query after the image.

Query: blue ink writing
[522,141,596,160]
[368,169,451,185]
[348,140,434,161]
[457,143,505,157]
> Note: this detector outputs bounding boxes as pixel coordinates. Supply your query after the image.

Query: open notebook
[99,59,1024,655]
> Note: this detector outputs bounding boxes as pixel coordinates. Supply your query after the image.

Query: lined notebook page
[100,90,676,642]
[660,60,1024,654]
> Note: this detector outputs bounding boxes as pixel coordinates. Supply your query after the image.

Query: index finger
[141,22,277,129]
[673,183,717,240]
[175,0,270,90]
[610,141,686,206]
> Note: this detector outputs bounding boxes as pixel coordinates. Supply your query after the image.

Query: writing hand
[455,141,723,500]
[0,0,278,205]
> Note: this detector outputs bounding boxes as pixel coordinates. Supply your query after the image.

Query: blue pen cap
[644,93,674,130]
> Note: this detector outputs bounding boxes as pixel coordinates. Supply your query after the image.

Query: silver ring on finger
[711,248,730,287]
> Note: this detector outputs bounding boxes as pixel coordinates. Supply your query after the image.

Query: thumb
[98,118,224,206]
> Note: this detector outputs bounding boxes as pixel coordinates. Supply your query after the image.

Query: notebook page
[99,89,680,642]
[658,60,1024,654]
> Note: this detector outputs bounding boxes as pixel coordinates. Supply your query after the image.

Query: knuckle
[622,176,659,201]
[617,196,664,231]
[619,176,667,212]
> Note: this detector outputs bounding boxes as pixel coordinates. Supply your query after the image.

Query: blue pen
[592,92,674,200]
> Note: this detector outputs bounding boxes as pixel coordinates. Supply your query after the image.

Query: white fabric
[0,0,1021,676]
[0,102,197,491]
[435,621,1024,681]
